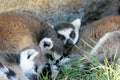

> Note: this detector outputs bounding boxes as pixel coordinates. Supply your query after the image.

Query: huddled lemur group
[0,4,120,80]
[0,11,65,80]
[54,6,120,65]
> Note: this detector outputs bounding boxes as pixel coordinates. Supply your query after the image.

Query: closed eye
[58,34,65,41]
[70,31,75,39]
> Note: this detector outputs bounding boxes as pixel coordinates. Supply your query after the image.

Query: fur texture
[0,11,64,56]
[54,15,120,65]
[70,15,120,56]
[0,48,39,80]
[90,31,120,63]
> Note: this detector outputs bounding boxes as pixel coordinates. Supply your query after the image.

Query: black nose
[65,39,73,48]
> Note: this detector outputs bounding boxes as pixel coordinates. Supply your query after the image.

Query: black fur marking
[27,73,37,80]
[0,62,4,67]
[54,60,60,68]
[0,62,16,79]
[54,56,63,67]
[41,63,52,79]
[5,68,16,79]
[35,65,38,72]
[45,53,54,61]
[44,42,50,48]
[55,23,75,31]
[70,31,75,39]
[118,6,120,14]
[65,39,74,49]
[63,47,72,57]
[58,34,66,41]
[5,53,20,65]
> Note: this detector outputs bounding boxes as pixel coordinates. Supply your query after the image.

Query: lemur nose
[67,39,73,45]
[65,39,73,48]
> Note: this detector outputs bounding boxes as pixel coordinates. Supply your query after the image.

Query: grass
[56,56,120,80]
[38,55,120,80]
[39,38,120,80]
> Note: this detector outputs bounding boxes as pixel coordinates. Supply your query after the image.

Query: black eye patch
[58,34,65,41]
[70,31,75,39]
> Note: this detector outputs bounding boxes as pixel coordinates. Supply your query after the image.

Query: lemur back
[0,11,64,56]
[0,11,64,79]
[77,15,120,55]
[90,31,120,63]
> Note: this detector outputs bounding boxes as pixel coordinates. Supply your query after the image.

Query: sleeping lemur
[90,31,120,63]
[0,46,60,80]
[54,11,120,66]
[0,11,64,60]
[0,11,65,79]
[0,47,39,80]
[54,18,81,57]
[51,18,81,65]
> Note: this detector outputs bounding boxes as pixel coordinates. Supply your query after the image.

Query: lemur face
[20,48,59,79]
[54,19,81,49]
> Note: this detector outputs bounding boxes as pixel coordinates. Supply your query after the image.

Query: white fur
[0,66,18,80]
[58,28,79,44]
[0,71,8,80]
[71,18,81,29]
[58,28,73,44]
[57,19,81,45]
[74,28,79,44]
[91,32,111,54]
[59,58,70,65]
[20,49,39,73]
[39,38,53,53]
[9,76,19,80]
[51,65,59,78]
[0,66,9,73]
[53,52,61,60]
[71,18,81,44]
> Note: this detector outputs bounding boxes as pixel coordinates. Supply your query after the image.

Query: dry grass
[0,0,84,13]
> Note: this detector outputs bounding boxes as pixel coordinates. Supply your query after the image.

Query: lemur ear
[71,18,81,30]
[47,22,54,28]
[39,38,53,53]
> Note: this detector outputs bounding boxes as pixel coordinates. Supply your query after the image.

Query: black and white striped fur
[0,48,39,80]
[0,45,62,80]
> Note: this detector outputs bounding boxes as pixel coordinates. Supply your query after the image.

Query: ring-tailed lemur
[90,31,120,63]
[54,6,120,57]
[49,18,81,66]
[54,15,120,66]
[0,11,64,60]
[0,48,39,80]
[81,31,120,67]
[54,18,81,57]
[0,46,60,80]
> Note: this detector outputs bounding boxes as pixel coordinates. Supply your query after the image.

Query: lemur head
[20,46,60,79]
[54,18,81,50]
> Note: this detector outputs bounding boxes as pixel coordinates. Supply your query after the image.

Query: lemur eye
[58,34,65,41]
[70,31,75,39]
